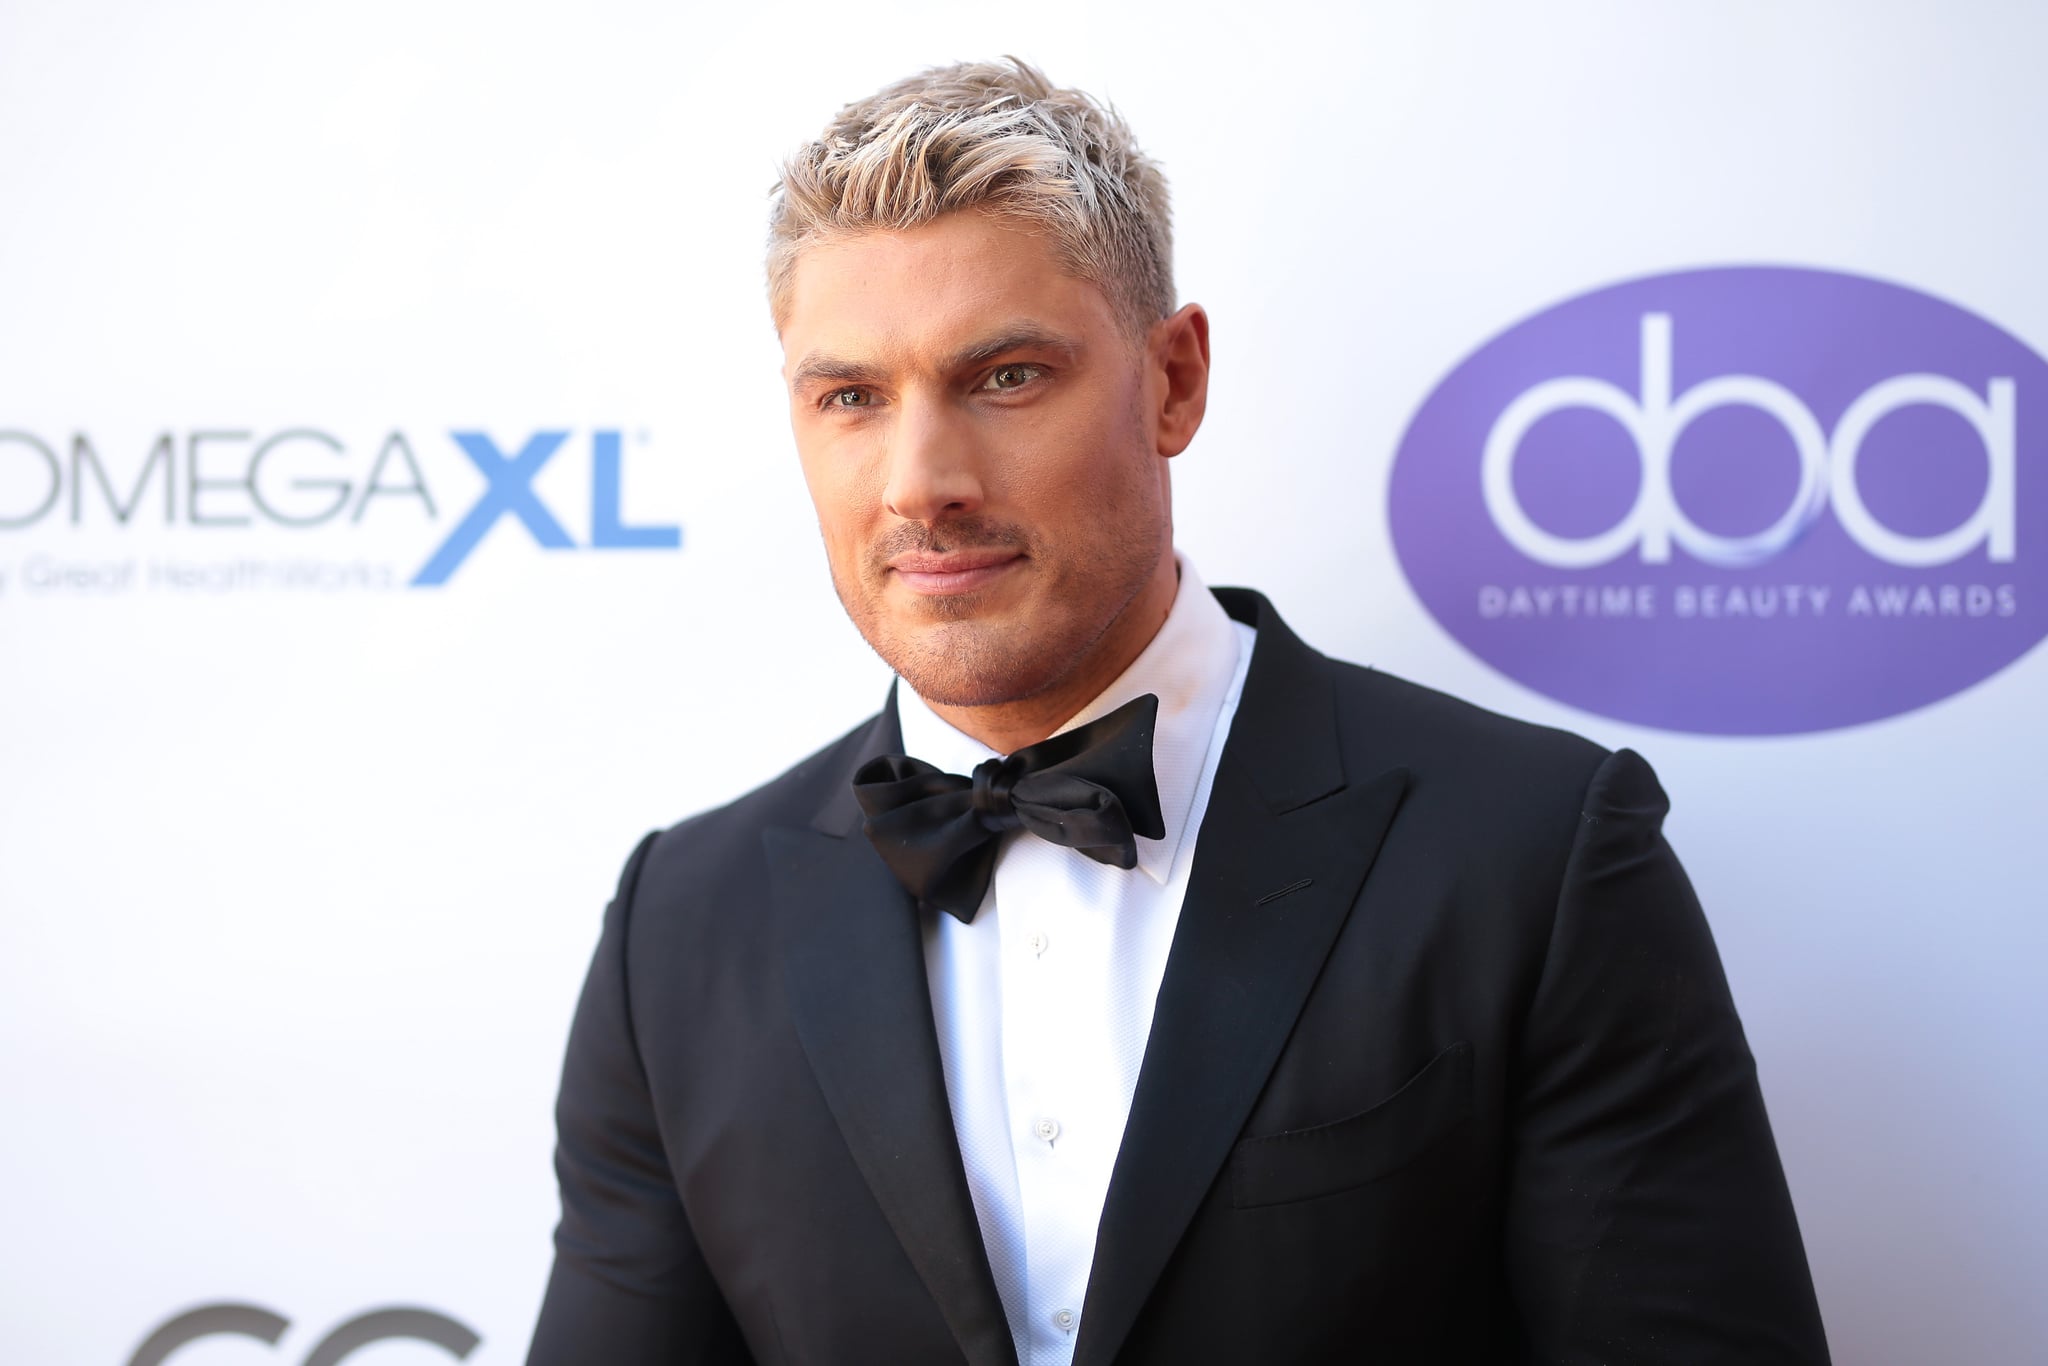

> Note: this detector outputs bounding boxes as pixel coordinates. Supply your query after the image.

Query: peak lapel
[1073,591,1411,1366]
[768,700,1017,1366]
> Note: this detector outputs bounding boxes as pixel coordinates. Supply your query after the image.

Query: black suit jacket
[528,588,1829,1365]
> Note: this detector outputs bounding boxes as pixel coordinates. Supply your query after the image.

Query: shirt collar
[894,556,1246,885]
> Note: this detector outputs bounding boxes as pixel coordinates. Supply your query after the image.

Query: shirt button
[1033,1116,1061,1143]
[1052,1308,1077,1333]
[1027,931,1049,957]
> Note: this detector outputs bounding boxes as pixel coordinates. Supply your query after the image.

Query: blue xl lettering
[412,430,680,586]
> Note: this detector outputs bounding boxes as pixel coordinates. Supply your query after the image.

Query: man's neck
[925,555,1181,755]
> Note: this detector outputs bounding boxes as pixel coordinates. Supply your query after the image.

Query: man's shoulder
[1315,652,1617,833]
[1220,584,1612,801]
[1299,655,1641,919]
[639,706,884,872]
[1329,657,1607,774]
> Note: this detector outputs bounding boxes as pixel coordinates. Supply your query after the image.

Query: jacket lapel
[1073,590,1411,1366]
[767,701,1018,1366]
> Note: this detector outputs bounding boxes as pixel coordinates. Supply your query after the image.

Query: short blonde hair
[767,57,1174,338]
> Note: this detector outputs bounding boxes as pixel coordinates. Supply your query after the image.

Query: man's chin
[876,617,1063,710]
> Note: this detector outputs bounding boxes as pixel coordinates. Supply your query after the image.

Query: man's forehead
[778,213,1118,373]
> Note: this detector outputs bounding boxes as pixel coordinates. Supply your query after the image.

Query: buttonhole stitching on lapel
[1256,878,1314,906]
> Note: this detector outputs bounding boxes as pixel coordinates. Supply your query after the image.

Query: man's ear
[1152,303,1211,458]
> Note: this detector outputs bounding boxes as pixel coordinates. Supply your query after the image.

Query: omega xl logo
[0,426,681,586]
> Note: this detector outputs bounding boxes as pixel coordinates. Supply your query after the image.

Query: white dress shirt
[898,559,1255,1366]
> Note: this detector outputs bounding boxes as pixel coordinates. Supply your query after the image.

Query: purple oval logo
[1388,266,2048,734]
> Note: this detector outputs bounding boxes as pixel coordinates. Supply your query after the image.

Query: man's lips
[887,550,1023,595]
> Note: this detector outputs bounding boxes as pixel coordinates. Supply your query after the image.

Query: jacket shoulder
[639,709,883,880]
[1220,585,1613,802]
[1321,659,1621,858]
[1332,660,1609,779]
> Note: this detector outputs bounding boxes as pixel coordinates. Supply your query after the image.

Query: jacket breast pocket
[1229,1040,1474,1209]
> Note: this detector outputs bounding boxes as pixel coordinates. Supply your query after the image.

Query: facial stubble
[829,456,1169,714]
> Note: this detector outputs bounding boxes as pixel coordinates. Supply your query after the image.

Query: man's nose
[882,399,984,522]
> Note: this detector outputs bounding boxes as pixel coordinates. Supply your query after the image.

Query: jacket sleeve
[527,831,756,1366]
[1502,748,1832,1364]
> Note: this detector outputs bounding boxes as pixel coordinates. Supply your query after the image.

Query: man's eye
[829,388,872,408]
[983,364,1044,391]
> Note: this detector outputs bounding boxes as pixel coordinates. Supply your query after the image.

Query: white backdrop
[3,2,2043,1362]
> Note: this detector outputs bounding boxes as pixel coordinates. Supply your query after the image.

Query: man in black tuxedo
[527,59,1830,1365]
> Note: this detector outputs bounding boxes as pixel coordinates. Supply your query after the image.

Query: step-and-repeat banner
[4,3,2042,1363]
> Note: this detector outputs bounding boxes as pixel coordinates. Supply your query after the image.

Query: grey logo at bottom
[128,1303,480,1366]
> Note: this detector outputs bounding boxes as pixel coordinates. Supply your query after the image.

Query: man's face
[781,209,1182,713]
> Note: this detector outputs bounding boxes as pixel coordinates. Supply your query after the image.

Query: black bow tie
[851,693,1167,922]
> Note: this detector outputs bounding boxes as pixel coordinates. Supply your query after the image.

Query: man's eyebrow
[947,326,1084,370]
[788,326,1084,393]
[788,354,881,390]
